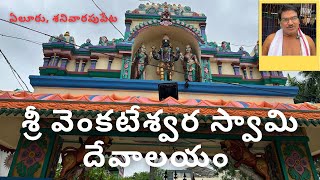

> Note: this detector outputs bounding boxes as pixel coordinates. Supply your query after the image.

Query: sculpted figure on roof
[98,36,109,46]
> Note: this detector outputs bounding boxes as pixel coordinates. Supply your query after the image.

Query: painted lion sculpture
[220,140,270,180]
[59,136,112,178]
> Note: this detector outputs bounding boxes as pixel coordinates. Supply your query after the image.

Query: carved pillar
[278,71,284,77]
[90,59,97,69]
[49,56,56,66]
[43,57,50,67]
[261,71,269,78]
[217,61,222,75]
[51,54,60,67]
[120,54,132,79]
[124,19,132,39]
[200,57,211,82]
[249,67,253,79]
[199,22,207,41]
[60,58,68,70]
[270,71,278,77]
[242,66,247,79]
[275,140,319,180]
[232,63,240,75]
[75,59,80,72]
[108,56,114,70]
[80,60,87,72]
[8,131,62,178]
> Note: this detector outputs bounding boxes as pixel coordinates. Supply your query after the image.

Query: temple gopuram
[0,2,319,180]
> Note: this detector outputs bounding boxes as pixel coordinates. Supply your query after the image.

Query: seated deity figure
[98,36,109,46]
[132,44,148,79]
[150,35,181,81]
[182,45,199,82]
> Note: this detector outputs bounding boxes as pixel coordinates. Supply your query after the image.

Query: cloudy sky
[0,0,293,91]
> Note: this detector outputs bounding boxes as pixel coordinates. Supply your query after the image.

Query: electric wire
[0,18,293,96]
[0,49,30,91]
[91,0,125,38]
[0,33,42,45]
[0,18,123,59]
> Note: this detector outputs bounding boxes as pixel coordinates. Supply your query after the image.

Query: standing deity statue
[182,45,200,82]
[151,35,181,81]
[132,44,148,79]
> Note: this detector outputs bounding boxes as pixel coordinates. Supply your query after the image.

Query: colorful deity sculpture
[60,136,112,178]
[220,41,231,52]
[160,5,172,26]
[80,39,92,48]
[132,44,148,79]
[98,36,109,46]
[220,140,270,180]
[151,35,181,81]
[182,45,199,82]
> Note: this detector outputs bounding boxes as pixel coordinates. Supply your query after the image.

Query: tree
[55,163,164,180]
[210,162,254,180]
[287,72,320,103]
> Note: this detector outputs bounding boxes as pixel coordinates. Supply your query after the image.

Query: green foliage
[85,167,109,179]
[125,172,150,180]
[118,169,164,180]
[210,162,254,180]
[54,162,164,180]
[287,72,320,103]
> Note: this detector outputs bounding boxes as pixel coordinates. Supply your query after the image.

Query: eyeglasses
[280,16,299,23]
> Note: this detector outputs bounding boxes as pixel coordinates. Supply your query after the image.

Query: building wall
[221,62,235,75]
[306,127,320,154]
[252,67,262,79]
[0,117,22,149]
[66,59,76,71]
[111,57,122,70]
[96,57,108,70]
[130,20,149,31]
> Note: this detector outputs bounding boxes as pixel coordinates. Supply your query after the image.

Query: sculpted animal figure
[60,136,112,178]
[220,140,270,180]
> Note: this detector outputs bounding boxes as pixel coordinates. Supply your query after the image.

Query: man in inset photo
[262,4,316,56]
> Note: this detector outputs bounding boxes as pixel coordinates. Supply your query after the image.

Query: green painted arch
[128,19,205,44]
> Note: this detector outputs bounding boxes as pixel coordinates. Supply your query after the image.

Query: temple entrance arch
[131,25,201,82]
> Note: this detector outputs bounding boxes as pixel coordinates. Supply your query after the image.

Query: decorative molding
[29,75,297,97]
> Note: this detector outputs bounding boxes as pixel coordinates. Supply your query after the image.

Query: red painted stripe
[299,28,309,56]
